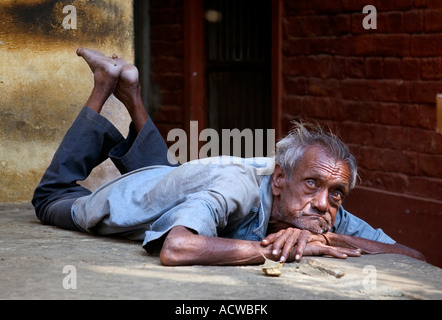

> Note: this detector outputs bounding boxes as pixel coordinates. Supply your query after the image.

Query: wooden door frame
[183,0,283,138]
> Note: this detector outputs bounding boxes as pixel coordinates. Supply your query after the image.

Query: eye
[331,190,344,202]
[305,179,318,189]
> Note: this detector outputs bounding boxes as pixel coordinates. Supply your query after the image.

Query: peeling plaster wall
[0,0,134,202]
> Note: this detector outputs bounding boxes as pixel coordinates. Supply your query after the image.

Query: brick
[350,13,372,35]
[408,176,442,201]
[341,0,371,12]
[338,122,374,145]
[284,76,308,96]
[427,0,442,9]
[365,57,384,79]
[400,104,437,129]
[403,10,424,33]
[406,80,442,104]
[284,0,314,15]
[310,0,343,14]
[282,38,311,56]
[375,0,414,10]
[414,0,428,8]
[309,37,341,55]
[418,153,442,178]
[373,34,410,56]
[410,34,442,56]
[343,34,376,56]
[383,12,404,33]
[383,58,402,79]
[425,9,442,32]
[381,149,418,175]
[371,79,408,103]
[348,101,401,125]
[341,79,374,101]
[407,127,442,154]
[284,56,313,77]
[346,58,365,78]
[298,15,350,37]
[421,57,442,80]
[402,58,420,80]
[370,125,404,150]
[358,170,411,194]
[284,17,304,37]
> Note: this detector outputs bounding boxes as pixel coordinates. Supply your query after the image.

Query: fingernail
[280,256,286,262]
[272,249,278,255]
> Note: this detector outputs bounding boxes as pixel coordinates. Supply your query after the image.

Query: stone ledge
[1,203,441,300]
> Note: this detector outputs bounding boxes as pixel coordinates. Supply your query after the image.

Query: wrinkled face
[269,145,351,234]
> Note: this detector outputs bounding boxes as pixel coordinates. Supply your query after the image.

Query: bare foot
[112,57,149,132]
[77,47,125,112]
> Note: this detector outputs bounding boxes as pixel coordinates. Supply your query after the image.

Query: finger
[280,229,300,262]
[340,247,362,257]
[321,245,362,259]
[294,230,311,262]
[270,232,289,258]
[261,232,279,246]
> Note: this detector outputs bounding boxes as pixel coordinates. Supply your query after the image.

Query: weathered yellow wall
[0,0,134,202]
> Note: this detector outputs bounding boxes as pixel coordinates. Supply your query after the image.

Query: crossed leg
[33,47,170,231]
[76,47,148,132]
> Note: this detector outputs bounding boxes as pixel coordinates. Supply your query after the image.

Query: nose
[311,189,329,213]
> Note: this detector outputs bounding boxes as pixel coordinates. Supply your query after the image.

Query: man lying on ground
[32,47,425,266]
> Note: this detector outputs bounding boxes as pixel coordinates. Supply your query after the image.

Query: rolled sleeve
[141,195,222,253]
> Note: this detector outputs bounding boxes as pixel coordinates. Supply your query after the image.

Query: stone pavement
[1,202,441,300]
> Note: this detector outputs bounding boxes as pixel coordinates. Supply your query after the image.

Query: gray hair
[275,121,358,190]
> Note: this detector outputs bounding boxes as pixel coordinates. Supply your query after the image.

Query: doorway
[204,0,272,140]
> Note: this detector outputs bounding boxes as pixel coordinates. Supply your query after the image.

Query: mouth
[300,211,325,219]
[298,211,332,230]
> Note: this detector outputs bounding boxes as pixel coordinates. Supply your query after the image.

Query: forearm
[323,232,425,261]
[160,226,269,266]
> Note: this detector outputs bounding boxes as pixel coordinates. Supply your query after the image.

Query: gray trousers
[32,106,173,230]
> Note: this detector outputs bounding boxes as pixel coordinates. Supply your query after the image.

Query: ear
[271,164,286,196]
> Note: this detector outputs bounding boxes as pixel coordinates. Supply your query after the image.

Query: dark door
[204,0,272,157]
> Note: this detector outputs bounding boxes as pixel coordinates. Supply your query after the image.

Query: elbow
[413,251,426,262]
[393,243,426,261]
[159,227,194,266]
[159,237,182,266]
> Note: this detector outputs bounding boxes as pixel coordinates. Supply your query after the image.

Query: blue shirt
[71,157,394,253]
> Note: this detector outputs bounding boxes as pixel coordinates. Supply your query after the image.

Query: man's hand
[262,228,361,262]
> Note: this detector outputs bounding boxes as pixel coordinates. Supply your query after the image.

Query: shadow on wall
[1,0,130,50]
[0,0,134,202]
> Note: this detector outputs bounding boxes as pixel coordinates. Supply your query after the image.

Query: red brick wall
[282,0,442,202]
[149,0,185,139]
[282,0,442,266]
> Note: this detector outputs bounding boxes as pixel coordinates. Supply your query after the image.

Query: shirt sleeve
[141,197,219,253]
[332,206,395,244]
